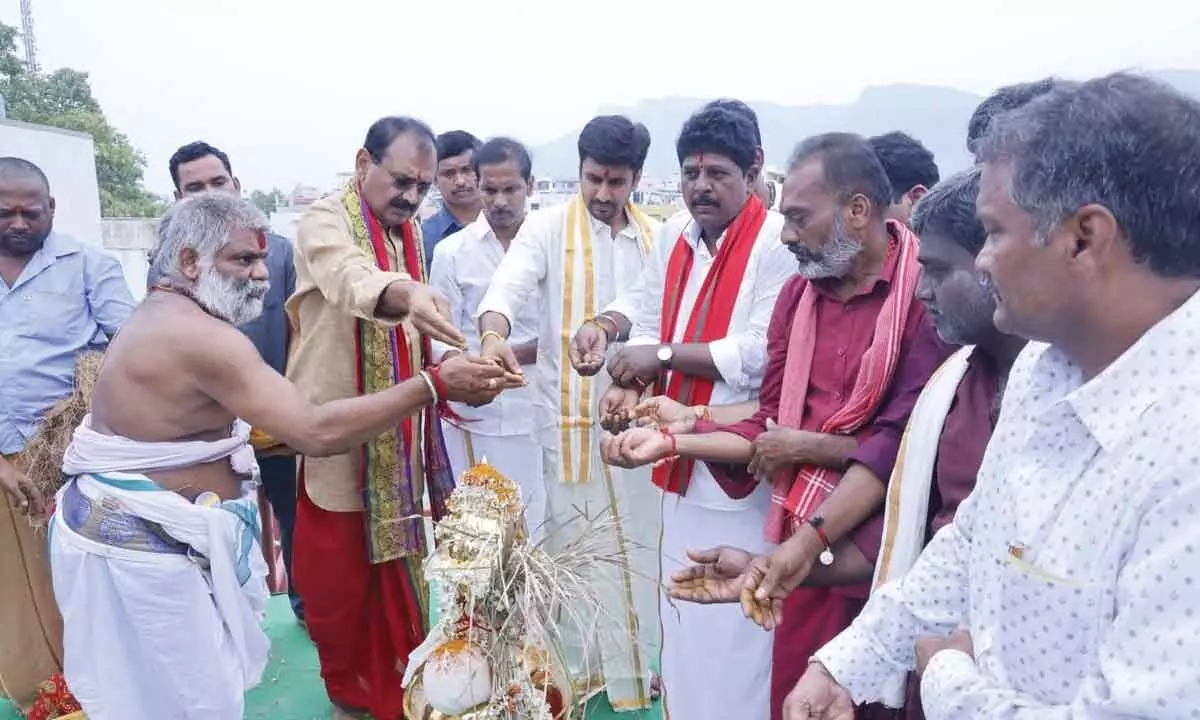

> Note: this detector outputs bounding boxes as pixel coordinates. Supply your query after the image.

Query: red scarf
[653,193,767,495]
[766,220,921,542]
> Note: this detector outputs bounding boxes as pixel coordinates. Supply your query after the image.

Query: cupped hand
[599,386,642,434]
[569,321,609,376]
[480,332,523,376]
[738,535,820,630]
[669,546,755,605]
[599,427,674,468]
[631,396,699,434]
[436,354,515,406]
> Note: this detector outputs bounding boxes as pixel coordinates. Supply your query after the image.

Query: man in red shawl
[602,132,951,720]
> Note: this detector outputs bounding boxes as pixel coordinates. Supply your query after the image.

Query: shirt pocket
[983,549,1101,701]
[16,286,90,341]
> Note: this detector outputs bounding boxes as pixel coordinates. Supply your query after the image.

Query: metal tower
[20,0,39,72]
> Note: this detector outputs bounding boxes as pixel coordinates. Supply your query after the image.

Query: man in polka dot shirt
[783,72,1200,719]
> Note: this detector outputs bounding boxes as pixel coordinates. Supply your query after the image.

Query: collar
[41,231,80,259]
[1051,289,1200,452]
[463,212,496,243]
[680,200,751,251]
[586,205,641,241]
[1,232,79,291]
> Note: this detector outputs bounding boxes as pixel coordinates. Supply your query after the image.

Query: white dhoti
[440,420,547,543]
[543,442,661,712]
[659,478,775,720]
[49,414,269,720]
[50,473,269,720]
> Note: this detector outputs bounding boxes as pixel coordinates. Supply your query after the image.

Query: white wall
[0,119,104,248]
[101,219,156,301]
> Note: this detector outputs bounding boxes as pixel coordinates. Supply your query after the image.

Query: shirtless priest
[47,192,511,720]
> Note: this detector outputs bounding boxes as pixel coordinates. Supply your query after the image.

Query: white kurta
[476,199,661,712]
[816,290,1200,719]
[606,207,794,720]
[430,215,546,540]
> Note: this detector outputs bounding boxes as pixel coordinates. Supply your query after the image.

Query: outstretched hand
[737,537,820,631]
[479,332,523,376]
[406,283,466,349]
[436,354,523,407]
[599,386,642,434]
[569,321,609,376]
[669,546,755,605]
[599,427,675,469]
[631,395,700,434]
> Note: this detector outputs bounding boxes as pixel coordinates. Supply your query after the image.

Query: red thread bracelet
[428,364,449,400]
[426,364,472,424]
[811,522,831,550]
[660,427,678,464]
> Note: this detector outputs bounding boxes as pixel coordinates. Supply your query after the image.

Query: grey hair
[975,72,1200,278]
[149,191,268,284]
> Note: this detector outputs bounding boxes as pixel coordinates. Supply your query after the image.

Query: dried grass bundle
[16,351,104,511]
[419,504,655,719]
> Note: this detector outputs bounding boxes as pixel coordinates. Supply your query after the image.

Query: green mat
[1,595,660,719]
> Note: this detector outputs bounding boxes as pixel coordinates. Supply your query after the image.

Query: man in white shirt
[582,103,793,720]
[429,137,545,537]
[785,72,1200,719]
[475,116,662,713]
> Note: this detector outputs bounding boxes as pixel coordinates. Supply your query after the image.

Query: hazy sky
[4,0,1199,196]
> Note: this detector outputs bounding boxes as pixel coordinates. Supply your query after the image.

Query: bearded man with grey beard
[602,132,952,720]
[47,191,510,720]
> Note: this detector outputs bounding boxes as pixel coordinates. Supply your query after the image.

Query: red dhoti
[293,473,426,719]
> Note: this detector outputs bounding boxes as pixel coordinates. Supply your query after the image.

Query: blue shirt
[238,233,294,375]
[420,205,466,273]
[0,233,136,454]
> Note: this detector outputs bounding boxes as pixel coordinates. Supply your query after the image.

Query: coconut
[422,638,493,716]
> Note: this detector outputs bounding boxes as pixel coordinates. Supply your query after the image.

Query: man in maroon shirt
[664,167,1028,719]
[601,133,951,720]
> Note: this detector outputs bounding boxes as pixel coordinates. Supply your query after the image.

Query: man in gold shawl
[286,116,519,720]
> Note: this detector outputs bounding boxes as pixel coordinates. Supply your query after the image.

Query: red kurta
[892,351,1000,720]
[697,233,953,720]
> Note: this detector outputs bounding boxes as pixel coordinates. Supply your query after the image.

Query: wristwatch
[807,515,835,566]
[656,344,674,370]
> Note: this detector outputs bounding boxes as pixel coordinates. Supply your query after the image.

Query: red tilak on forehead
[256,231,267,250]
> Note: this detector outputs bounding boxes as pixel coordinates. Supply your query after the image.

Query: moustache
[692,197,719,207]
[787,244,819,262]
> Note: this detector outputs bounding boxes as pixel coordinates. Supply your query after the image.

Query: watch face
[656,346,673,362]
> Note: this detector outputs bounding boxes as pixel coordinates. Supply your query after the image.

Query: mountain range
[530,70,1200,180]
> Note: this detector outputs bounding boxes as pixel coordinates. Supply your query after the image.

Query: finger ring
[488,378,497,389]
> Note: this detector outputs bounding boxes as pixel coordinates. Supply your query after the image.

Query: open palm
[669,546,755,604]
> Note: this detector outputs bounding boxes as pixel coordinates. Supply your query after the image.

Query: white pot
[423,641,493,716]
